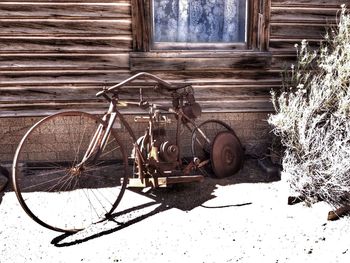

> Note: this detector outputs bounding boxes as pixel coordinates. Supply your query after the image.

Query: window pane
[153,0,247,43]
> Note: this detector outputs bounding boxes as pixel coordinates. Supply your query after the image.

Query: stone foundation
[0,112,273,165]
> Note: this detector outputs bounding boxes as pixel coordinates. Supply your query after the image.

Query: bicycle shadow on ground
[0,191,4,206]
[51,158,280,247]
[0,165,10,206]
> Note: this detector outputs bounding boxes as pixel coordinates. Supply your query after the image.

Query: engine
[159,141,179,163]
[134,113,179,169]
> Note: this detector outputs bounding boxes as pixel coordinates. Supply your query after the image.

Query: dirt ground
[1,159,349,263]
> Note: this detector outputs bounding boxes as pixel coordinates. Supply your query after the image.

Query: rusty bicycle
[12,72,244,233]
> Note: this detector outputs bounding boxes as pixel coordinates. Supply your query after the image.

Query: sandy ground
[1,160,349,263]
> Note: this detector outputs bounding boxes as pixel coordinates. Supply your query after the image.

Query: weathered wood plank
[260,0,271,51]
[271,24,330,39]
[271,54,298,69]
[271,0,346,8]
[0,70,132,86]
[0,0,130,2]
[0,53,129,70]
[271,7,338,24]
[0,70,281,86]
[0,37,132,53]
[0,0,280,116]
[0,3,131,19]
[130,51,271,58]
[0,84,274,103]
[130,56,271,71]
[0,98,273,117]
[269,39,323,52]
[0,20,131,36]
[0,104,274,118]
[131,0,151,52]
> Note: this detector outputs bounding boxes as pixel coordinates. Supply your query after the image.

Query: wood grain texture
[0,2,131,19]
[271,7,338,24]
[272,0,346,8]
[269,0,337,54]
[0,0,342,116]
[131,0,151,51]
[0,20,131,36]
[130,52,272,71]
[0,53,130,70]
[0,37,132,53]
[271,24,330,39]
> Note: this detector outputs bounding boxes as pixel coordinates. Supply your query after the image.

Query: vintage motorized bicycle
[12,72,244,233]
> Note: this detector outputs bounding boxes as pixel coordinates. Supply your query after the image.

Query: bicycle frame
[81,72,209,177]
[12,72,244,233]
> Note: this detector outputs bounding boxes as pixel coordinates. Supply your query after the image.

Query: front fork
[77,103,118,168]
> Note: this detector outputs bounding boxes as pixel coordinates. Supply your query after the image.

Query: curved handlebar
[96,72,189,97]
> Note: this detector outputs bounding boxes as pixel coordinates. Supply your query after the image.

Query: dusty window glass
[153,0,247,43]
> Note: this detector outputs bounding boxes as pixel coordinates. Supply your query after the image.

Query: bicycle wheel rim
[12,111,128,233]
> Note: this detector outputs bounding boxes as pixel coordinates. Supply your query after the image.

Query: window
[153,0,247,47]
[131,0,270,52]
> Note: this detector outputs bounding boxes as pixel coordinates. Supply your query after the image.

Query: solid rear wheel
[211,131,244,178]
[191,120,242,177]
[12,111,128,233]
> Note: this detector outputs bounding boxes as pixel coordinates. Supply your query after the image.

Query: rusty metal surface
[211,131,244,178]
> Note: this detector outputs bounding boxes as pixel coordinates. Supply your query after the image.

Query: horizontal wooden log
[130,58,269,71]
[130,51,271,58]
[271,54,298,69]
[131,57,271,71]
[271,0,345,8]
[269,39,323,52]
[0,98,273,117]
[0,2,131,19]
[0,20,131,36]
[0,53,129,70]
[271,24,330,39]
[0,69,281,86]
[0,70,131,87]
[0,0,130,2]
[141,71,282,85]
[271,7,338,24]
[0,96,273,106]
[0,37,132,53]
[0,106,274,118]
[0,84,275,103]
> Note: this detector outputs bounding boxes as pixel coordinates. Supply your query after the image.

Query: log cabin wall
[0,0,344,162]
[0,0,132,117]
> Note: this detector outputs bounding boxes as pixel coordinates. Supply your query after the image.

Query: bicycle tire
[12,111,128,233]
[191,120,237,177]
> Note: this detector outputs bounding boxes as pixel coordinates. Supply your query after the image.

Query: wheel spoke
[13,111,128,232]
[22,172,70,192]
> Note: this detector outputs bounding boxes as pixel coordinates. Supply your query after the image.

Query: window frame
[131,0,270,52]
[130,0,271,72]
[152,0,248,50]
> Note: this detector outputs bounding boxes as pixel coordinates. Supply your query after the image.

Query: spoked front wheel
[12,111,128,233]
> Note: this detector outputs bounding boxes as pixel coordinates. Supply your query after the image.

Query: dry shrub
[268,5,350,207]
